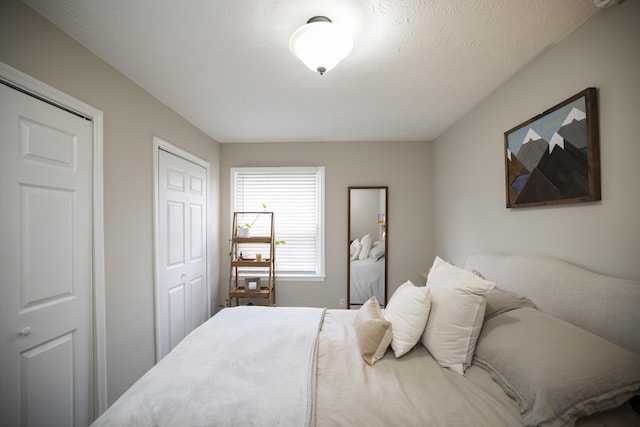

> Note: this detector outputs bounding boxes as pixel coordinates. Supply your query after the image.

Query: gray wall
[0,0,221,405]
[432,1,640,280]
[220,141,434,308]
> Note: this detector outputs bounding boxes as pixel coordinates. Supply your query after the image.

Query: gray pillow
[484,287,536,320]
[474,307,640,427]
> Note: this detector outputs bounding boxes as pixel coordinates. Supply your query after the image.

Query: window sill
[276,274,326,282]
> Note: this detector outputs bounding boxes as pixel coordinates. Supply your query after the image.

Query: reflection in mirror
[348,186,388,309]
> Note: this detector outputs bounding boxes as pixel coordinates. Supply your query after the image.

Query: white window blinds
[231,167,325,280]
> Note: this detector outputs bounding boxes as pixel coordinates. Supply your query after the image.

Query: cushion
[420,256,495,375]
[369,241,385,261]
[349,239,361,261]
[358,234,372,260]
[353,296,393,365]
[384,280,431,358]
[474,307,640,427]
[484,287,536,320]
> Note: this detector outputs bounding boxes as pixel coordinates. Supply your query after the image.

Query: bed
[92,253,640,427]
[349,257,385,306]
[349,237,385,307]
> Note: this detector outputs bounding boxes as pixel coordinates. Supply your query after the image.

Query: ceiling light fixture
[289,16,353,75]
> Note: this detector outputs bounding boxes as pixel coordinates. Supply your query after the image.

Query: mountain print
[504,89,600,207]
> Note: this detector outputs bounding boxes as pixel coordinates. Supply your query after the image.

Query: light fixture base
[307,16,331,24]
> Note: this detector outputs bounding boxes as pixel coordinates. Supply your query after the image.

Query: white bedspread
[92,306,326,427]
[350,258,385,305]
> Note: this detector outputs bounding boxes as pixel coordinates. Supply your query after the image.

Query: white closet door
[0,83,94,426]
[157,149,208,359]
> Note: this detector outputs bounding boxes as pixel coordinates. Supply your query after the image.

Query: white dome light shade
[289,16,353,75]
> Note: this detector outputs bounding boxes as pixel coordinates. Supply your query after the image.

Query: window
[231,167,325,281]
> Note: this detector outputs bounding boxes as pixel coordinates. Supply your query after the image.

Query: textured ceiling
[23,0,600,143]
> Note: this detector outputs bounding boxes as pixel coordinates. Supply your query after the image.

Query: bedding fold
[92,306,326,427]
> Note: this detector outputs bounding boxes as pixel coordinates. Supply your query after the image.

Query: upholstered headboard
[464,253,640,355]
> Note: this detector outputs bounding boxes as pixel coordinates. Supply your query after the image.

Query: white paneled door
[156,148,208,360]
[0,83,94,426]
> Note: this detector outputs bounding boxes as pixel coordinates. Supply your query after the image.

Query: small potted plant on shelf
[236,203,267,237]
[237,224,251,238]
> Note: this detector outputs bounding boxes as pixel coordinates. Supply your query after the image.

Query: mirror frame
[347,186,388,308]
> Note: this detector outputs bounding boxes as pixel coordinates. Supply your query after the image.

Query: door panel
[168,284,186,349]
[1,83,93,426]
[167,166,185,191]
[167,201,186,267]
[20,185,74,305]
[189,276,206,330]
[190,204,203,261]
[21,334,74,427]
[157,149,207,359]
[20,117,76,169]
[189,173,202,195]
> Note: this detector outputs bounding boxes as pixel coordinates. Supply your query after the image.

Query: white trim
[317,166,326,279]
[0,61,108,415]
[277,275,327,282]
[152,136,211,362]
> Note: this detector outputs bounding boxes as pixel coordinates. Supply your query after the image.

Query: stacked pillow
[350,235,385,261]
[483,286,536,320]
[384,280,431,357]
[475,307,640,426]
[353,296,393,365]
[352,256,640,426]
[354,256,495,374]
[358,234,373,260]
[349,239,361,260]
[420,256,495,375]
[369,241,385,261]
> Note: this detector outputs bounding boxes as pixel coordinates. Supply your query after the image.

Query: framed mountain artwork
[504,87,600,208]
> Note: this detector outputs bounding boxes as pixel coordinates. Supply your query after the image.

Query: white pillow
[358,234,372,260]
[420,256,495,375]
[384,280,431,358]
[350,239,361,261]
[369,241,385,261]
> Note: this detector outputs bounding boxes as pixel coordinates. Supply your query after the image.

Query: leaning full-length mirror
[348,186,388,308]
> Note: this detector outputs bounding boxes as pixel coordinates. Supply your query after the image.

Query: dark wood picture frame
[347,186,388,309]
[504,87,600,208]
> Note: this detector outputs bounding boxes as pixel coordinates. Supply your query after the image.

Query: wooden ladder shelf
[228,211,276,306]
